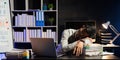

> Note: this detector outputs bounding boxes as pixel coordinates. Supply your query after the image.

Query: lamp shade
[102,21,110,29]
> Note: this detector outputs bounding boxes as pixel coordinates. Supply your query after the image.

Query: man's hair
[75,25,96,40]
[86,25,96,39]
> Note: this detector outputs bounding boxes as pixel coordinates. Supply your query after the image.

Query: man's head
[75,25,96,40]
[86,25,96,39]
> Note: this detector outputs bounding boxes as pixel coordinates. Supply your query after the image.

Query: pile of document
[84,38,103,56]
[85,44,103,56]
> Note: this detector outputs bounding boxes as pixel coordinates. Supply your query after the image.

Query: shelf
[12,10,34,12]
[14,42,31,43]
[43,10,58,12]
[12,26,27,28]
[43,26,57,27]
[13,26,57,28]
[14,42,32,49]
[12,0,58,47]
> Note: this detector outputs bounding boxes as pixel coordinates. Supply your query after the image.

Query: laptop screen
[0,0,13,52]
[30,38,57,57]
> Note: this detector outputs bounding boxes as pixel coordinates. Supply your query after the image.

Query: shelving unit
[11,0,58,48]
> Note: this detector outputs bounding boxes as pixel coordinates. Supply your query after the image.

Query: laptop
[30,38,64,58]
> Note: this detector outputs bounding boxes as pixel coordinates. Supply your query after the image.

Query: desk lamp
[102,21,120,43]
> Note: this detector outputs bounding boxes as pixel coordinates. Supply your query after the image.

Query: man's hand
[73,40,84,56]
[89,38,95,42]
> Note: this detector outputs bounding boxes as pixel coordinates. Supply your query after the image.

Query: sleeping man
[57,25,96,56]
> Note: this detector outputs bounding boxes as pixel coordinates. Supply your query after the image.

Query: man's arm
[61,29,78,52]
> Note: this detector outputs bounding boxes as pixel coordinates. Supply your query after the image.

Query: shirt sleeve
[61,29,78,52]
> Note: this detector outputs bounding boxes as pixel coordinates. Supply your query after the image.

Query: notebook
[30,38,64,58]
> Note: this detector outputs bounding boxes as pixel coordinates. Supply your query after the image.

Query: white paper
[0,0,13,52]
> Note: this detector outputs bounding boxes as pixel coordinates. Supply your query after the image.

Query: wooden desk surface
[102,44,119,47]
[58,54,119,59]
[31,54,119,59]
[31,44,120,59]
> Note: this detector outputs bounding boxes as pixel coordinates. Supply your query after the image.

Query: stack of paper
[85,44,103,56]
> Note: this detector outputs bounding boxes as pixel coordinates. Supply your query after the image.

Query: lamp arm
[109,25,119,35]
[112,34,120,43]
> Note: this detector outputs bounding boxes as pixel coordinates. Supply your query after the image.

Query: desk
[31,44,120,59]
[4,44,120,59]
[102,44,120,57]
[102,44,119,47]
[59,54,119,59]
[4,51,120,59]
[31,54,119,59]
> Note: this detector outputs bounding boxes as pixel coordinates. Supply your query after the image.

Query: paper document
[0,0,13,52]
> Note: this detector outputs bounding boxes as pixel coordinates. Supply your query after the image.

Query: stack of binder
[100,32,112,44]
[35,10,44,26]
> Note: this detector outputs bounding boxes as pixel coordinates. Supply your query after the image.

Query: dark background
[58,0,120,45]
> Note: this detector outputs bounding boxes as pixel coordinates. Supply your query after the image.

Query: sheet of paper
[0,0,13,52]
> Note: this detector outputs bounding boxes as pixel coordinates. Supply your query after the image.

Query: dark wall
[58,0,120,44]
[59,0,120,25]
